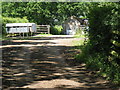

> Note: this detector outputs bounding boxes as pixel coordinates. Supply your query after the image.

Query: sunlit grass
[74,34,85,38]
[73,33,88,46]
[73,39,85,46]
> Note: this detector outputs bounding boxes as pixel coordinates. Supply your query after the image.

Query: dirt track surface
[2,35,113,89]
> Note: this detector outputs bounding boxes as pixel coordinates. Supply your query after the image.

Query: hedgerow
[76,3,120,85]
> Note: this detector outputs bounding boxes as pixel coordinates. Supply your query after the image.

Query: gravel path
[2,35,112,89]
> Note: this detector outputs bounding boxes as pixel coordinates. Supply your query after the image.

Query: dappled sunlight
[1,36,83,48]
[1,44,42,48]
[2,36,111,89]
[34,61,58,65]
[23,79,83,88]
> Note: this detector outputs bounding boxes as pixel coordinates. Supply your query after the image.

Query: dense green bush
[76,3,120,85]
[2,17,29,35]
[50,25,63,35]
[88,3,120,64]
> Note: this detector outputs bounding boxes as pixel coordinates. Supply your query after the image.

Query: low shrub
[2,17,29,35]
[50,25,63,35]
[76,3,120,85]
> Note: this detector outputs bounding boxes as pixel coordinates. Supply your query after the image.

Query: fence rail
[37,25,50,34]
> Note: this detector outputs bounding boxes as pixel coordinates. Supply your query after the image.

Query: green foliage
[1,2,92,35]
[2,17,29,35]
[76,2,120,85]
[76,41,120,85]
[88,2,120,62]
[2,2,91,25]
[88,4,111,53]
[2,1,120,85]
[50,25,63,35]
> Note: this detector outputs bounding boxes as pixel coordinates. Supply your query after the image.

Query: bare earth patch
[2,35,114,89]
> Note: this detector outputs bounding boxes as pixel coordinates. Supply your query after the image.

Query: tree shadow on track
[2,38,115,90]
[2,36,74,41]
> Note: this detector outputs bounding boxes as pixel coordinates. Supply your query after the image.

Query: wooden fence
[37,25,50,34]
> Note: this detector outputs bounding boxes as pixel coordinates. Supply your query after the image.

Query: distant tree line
[2,2,91,25]
[2,2,91,35]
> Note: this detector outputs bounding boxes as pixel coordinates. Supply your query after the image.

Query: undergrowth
[75,41,120,86]
[75,3,120,86]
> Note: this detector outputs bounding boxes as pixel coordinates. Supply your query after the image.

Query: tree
[2,2,91,25]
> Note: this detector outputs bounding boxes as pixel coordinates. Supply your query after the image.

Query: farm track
[1,35,114,89]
